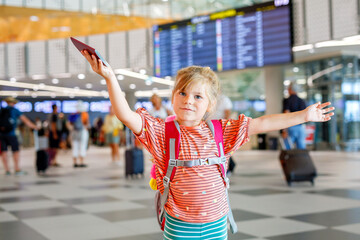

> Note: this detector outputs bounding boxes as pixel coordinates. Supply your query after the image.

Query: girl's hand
[81,50,114,79]
[305,102,335,122]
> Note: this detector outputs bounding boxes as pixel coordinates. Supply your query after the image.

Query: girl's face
[172,81,211,127]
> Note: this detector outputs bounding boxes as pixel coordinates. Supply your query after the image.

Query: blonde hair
[172,66,220,115]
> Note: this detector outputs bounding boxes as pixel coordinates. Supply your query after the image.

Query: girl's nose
[183,95,193,104]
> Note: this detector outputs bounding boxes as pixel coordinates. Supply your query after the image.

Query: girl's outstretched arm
[248,102,335,136]
[81,50,142,134]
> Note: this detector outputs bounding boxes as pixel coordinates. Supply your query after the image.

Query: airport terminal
[0,0,360,239]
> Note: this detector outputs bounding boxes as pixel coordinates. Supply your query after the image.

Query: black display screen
[153,0,293,77]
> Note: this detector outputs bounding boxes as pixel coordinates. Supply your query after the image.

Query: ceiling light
[135,89,172,97]
[85,83,92,89]
[33,86,38,91]
[38,83,45,89]
[113,69,174,86]
[51,93,56,98]
[292,67,299,73]
[24,89,29,94]
[284,80,291,86]
[139,69,147,75]
[146,76,153,85]
[32,74,47,80]
[100,79,106,85]
[52,78,59,84]
[30,16,39,22]
[343,35,360,41]
[77,74,85,80]
[129,84,136,89]
[101,90,109,98]
[0,79,103,97]
[296,79,306,84]
[292,44,313,52]
[51,73,71,78]
[117,75,124,80]
[31,93,37,98]
[10,78,16,82]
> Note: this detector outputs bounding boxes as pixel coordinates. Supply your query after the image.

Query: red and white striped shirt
[135,108,251,223]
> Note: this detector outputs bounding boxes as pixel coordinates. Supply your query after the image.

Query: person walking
[0,97,38,175]
[102,106,124,164]
[283,83,307,149]
[69,101,89,168]
[149,94,172,119]
[48,104,62,167]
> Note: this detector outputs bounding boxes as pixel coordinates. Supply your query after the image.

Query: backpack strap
[207,119,238,234]
[158,119,180,229]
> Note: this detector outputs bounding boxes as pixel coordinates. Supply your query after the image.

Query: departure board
[153,0,293,77]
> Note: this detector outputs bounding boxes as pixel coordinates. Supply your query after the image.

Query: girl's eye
[179,92,186,96]
[195,95,202,100]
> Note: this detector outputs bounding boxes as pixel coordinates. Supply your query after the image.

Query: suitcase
[36,150,49,173]
[34,130,49,174]
[279,137,317,186]
[124,127,144,178]
[125,147,144,177]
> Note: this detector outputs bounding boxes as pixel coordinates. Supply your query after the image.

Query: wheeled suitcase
[125,147,144,177]
[279,137,317,186]
[36,150,49,173]
[34,130,49,174]
[124,127,144,178]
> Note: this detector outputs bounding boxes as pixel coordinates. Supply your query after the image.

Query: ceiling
[2,0,360,100]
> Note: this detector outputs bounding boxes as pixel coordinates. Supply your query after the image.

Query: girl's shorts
[163,212,227,240]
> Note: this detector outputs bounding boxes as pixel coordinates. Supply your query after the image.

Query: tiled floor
[0,146,359,240]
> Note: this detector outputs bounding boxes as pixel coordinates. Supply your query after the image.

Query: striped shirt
[135,108,250,223]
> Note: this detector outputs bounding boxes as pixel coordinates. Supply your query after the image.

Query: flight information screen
[153,0,293,77]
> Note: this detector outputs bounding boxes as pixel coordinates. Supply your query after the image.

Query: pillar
[264,65,284,138]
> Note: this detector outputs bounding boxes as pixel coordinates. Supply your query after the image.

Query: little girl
[81,50,334,240]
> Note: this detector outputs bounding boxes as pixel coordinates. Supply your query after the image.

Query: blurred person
[96,117,105,146]
[69,101,89,168]
[283,83,307,149]
[102,106,124,164]
[149,94,172,119]
[148,94,172,188]
[58,112,70,150]
[0,97,38,175]
[35,117,42,130]
[48,104,62,167]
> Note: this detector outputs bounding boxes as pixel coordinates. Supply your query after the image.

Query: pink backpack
[155,118,238,233]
